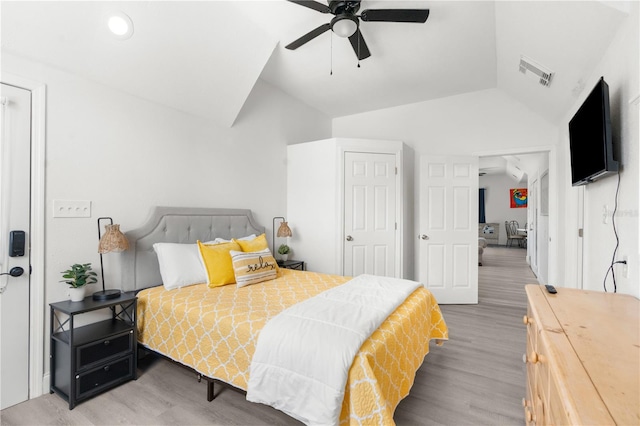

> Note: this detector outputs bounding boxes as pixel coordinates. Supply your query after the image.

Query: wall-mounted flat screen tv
[569,77,618,186]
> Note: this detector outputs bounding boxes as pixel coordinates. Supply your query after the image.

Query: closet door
[343,152,397,277]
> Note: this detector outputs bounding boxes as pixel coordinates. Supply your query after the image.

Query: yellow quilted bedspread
[137,269,448,425]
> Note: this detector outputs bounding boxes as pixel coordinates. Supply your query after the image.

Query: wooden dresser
[523,284,639,425]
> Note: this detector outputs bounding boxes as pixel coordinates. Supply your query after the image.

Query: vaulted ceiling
[1,1,630,127]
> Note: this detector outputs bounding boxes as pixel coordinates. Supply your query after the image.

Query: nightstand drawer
[277,260,305,270]
[77,330,133,370]
[77,355,133,398]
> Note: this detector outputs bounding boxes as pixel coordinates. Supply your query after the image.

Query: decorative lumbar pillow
[197,240,242,288]
[153,243,208,290]
[230,248,278,288]
[234,233,268,252]
[234,233,280,272]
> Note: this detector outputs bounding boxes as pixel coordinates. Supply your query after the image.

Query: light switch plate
[53,200,91,218]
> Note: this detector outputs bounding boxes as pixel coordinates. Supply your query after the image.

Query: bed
[121,207,448,425]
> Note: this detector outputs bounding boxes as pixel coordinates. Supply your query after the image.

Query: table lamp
[272,216,292,255]
[94,217,129,300]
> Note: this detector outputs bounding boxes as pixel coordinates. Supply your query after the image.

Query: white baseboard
[40,373,50,398]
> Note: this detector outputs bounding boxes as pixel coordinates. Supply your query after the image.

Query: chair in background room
[505,220,526,248]
[478,237,487,266]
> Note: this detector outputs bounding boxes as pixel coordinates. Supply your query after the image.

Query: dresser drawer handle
[104,340,110,346]
[104,365,110,372]
[523,315,533,325]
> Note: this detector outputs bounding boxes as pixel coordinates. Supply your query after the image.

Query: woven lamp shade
[276,221,292,238]
[98,224,129,254]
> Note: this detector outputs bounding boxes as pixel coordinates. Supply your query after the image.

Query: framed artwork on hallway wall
[510,188,527,208]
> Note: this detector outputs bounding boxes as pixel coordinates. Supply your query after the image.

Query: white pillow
[153,243,208,290]
[213,234,257,244]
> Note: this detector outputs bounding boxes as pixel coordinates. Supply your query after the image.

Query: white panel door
[419,156,478,304]
[344,152,397,277]
[0,83,32,409]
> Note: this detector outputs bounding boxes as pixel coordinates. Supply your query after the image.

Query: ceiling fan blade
[285,23,331,50]
[360,9,430,23]
[348,29,371,61]
[287,0,331,14]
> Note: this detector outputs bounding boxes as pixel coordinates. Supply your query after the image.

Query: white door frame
[475,145,556,286]
[576,185,585,289]
[529,177,539,275]
[1,73,46,399]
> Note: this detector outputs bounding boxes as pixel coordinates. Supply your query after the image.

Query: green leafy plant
[277,244,290,255]
[60,263,98,288]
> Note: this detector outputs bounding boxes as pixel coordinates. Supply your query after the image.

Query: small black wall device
[9,230,25,257]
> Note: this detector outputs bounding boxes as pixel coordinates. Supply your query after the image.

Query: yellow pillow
[197,240,241,288]
[230,249,278,288]
[234,233,268,252]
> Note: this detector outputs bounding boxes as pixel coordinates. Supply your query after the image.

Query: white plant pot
[280,254,288,261]
[69,286,86,302]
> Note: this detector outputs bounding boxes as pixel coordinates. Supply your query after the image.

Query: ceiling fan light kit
[331,15,358,38]
[285,0,430,61]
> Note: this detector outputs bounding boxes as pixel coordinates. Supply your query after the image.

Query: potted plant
[60,263,97,302]
[277,244,290,261]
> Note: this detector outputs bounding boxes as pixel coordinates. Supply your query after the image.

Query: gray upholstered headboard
[120,207,264,292]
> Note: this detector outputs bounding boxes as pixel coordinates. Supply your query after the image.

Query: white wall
[480,174,528,246]
[287,139,340,274]
[560,2,639,297]
[332,89,557,155]
[2,53,332,379]
[332,88,560,283]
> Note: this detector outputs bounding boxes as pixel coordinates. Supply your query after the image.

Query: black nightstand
[277,259,305,271]
[49,292,137,409]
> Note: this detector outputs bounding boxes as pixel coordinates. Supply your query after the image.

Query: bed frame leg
[207,379,215,401]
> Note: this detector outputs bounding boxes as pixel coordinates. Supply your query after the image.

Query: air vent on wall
[519,55,553,87]
[506,162,525,183]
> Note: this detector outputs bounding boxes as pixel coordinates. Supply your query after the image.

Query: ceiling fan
[285,1,430,60]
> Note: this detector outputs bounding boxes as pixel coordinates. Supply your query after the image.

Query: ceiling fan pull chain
[357,29,361,68]
[330,31,333,75]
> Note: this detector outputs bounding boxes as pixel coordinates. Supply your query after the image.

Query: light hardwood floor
[1,246,535,425]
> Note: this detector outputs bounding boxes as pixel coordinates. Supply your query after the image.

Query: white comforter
[246,274,422,426]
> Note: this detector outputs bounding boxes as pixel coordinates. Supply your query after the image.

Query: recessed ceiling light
[108,12,134,40]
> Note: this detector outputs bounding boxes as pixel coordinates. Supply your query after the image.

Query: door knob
[0,266,24,277]
[420,235,429,240]
[346,235,353,241]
